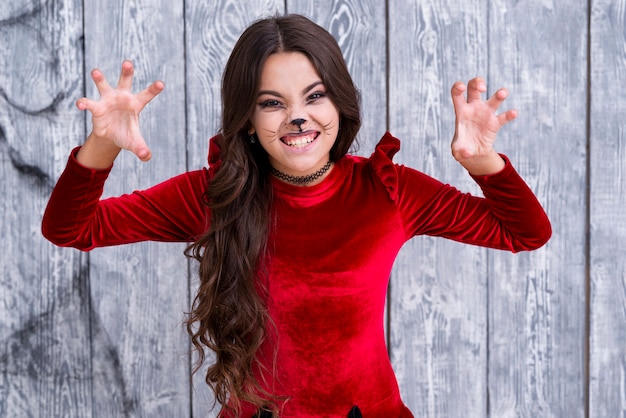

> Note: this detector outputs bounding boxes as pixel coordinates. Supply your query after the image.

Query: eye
[307,92,326,102]
[259,99,282,108]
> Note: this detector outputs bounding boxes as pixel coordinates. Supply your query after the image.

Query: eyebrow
[257,81,324,98]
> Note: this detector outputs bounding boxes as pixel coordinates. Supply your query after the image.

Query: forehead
[259,52,322,89]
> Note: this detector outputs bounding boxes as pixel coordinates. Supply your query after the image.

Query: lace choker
[270,161,333,185]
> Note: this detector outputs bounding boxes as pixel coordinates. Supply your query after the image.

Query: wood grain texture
[184,1,284,415]
[83,0,190,416]
[387,1,490,416]
[487,1,587,416]
[589,1,626,416]
[0,1,91,417]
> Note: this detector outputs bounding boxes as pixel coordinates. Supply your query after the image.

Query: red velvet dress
[42,133,551,417]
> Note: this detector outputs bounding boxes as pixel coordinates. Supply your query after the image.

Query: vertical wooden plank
[0,0,90,417]
[82,0,189,416]
[184,1,284,415]
[287,0,387,154]
[388,1,490,416]
[589,1,626,416]
[487,1,587,416]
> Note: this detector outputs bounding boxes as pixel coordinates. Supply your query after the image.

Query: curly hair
[185,14,361,416]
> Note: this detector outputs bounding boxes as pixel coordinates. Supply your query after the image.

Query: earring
[249,133,256,144]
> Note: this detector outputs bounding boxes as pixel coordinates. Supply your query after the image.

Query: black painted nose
[290,118,306,128]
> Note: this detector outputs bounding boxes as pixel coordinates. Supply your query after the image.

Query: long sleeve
[42,147,210,251]
[396,155,551,252]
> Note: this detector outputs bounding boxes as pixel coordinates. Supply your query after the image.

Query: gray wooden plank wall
[0,0,623,417]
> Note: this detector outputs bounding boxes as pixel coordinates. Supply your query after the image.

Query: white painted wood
[487,1,587,416]
[589,0,626,416]
[82,0,190,416]
[0,1,91,417]
[387,1,490,416]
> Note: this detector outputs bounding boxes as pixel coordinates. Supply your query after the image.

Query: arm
[42,61,208,250]
[397,78,550,251]
[397,161,551,252]
[42,148,209,250]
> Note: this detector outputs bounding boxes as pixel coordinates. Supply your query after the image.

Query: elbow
[534,213,553,249]
[41,218,90,250]
[41,220,71,247]
[42,202,71,247]
[516,215,553,252]
[41,217,59,245]
[529,222,552,250]
[540,219,553,247]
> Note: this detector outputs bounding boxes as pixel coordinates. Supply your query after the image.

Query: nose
[290,118,306,130]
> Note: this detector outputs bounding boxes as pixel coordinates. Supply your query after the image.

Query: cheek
[312,106,340,128]
[252,112,284,133]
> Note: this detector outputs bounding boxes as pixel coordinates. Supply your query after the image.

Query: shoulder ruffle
[369,132,401,202]
[207,134,222,179]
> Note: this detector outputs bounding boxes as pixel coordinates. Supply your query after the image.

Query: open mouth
[280,132,320,148]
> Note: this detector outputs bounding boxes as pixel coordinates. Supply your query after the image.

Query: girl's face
[249,52,340,182]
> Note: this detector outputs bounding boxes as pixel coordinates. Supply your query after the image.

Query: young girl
[42,14,551,418]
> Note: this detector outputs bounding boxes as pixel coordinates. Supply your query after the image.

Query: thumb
[129,136,152,161]
[451,134,476,162]
[452,146,475,162]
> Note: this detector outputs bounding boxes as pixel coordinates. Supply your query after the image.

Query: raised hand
[76,60,164,164]
[450,77,517,175]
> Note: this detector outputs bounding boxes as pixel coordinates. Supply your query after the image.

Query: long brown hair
[185,14,361,415]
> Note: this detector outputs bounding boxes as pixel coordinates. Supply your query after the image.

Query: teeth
[283,135,316,147]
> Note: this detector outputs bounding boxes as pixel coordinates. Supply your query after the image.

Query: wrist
[76,132,121,169]
[460,151,505,176]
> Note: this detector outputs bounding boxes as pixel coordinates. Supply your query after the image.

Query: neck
[270,161,333,186]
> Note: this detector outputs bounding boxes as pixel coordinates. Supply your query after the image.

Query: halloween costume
[42,133,551,417]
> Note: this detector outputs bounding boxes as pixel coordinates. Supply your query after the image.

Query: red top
[42,132,551,417]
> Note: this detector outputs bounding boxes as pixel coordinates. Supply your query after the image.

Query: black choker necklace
[271,161,333,185]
